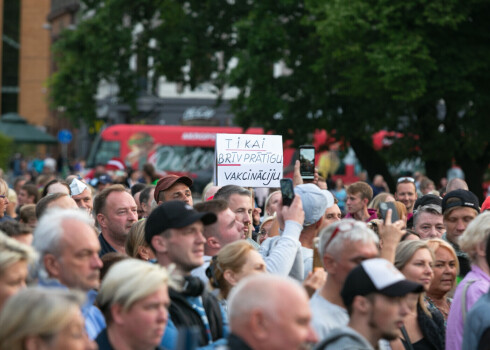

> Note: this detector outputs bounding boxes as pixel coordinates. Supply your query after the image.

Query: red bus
[87,124,296,192]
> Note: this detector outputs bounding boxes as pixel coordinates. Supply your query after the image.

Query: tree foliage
[49,0,490,196]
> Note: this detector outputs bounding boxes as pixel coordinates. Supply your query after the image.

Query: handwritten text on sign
[215,134,283,187]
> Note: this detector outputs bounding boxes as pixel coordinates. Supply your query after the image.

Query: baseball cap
[294,184,334,226]
[442,189,480,214]
[341,258,424,308]
[414,194,442,212]
[154,175,193,202]
[145,200,216,244]
[482,196,490,212]
[106,157,125,171]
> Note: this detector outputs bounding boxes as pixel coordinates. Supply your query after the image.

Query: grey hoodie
[314,326,375,350]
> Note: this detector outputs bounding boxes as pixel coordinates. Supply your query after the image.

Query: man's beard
[368,311,399,341]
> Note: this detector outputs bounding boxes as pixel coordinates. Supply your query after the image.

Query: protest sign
[214,133,283,187]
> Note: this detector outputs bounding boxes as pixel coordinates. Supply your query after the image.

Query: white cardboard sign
[214,133,283,187]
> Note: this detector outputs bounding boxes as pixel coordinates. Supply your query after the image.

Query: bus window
[154,146,214,173]
[92,141,121,166]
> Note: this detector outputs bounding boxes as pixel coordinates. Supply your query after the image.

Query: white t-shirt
[310,291,349,340]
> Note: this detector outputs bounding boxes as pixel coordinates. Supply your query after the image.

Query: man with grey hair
[310,219,379,339]
[412,194,445,239]
[214,185,254,238]
[139,185,155,218]
[227,274,317,349]
[32,208,105,340]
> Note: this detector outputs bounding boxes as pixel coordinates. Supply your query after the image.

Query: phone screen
[299,146,315,180]
[379,202,400,223]
[280,178,294,206]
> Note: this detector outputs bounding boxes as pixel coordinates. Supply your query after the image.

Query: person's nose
[456,219,466,232]
[92,254,103,269]
[157,306,168,324]
[306,326,319,344]
[400,298,410,318]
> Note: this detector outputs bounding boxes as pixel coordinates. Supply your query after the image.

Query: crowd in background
[0,153,490,350]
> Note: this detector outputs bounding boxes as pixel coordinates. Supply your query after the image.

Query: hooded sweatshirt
[314,326,374,350]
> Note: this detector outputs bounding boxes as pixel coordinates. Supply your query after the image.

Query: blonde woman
[0,287,95,350]
[207,240,266,307]
[391,240,445,350]
[0,231,36,310]
[96,259,174,350]
[125,219,155,261]
[425,238,458,324]
[0,178,10,220]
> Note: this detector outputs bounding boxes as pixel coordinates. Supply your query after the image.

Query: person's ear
[249,309,269,340]
[43,253,61,279]
[151,235,168,254]
[363,198,369,206]
[111,303,125,325]
[353,295,371,314]
[96,213,106,228]
[223,269,238,286]
[476,240,486,257]
[207,237,221,250]
[137,246,153,260]
[323,253,336,273]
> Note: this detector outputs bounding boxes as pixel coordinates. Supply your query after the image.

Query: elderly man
[442,189,480,278]
[139,185,155,218]
[310,219,379,339]
[154,175,193,206]
[317,259,422,349]
[227,274,317,349]
[412,194,445,239]
[70,178,94,214]
[94,184,138,257]
[145,200,226,348]
[214,185,254,238]
[32,209,105,340]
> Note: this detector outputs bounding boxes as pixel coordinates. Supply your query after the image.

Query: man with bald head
[227,274,317,349]
[446,178,469,194]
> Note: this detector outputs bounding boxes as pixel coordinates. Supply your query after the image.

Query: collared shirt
[446,264,490,350]
[98,233,116,258]
[38,278,106,340]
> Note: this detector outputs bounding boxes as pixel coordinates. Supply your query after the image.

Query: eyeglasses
[397,177,415,184]
[258,229,268,237]
[323,221,359,250]
[0,195,6,199]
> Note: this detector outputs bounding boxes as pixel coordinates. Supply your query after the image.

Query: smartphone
[280,178,295,206]
[299,145,315,180]
[379,202,400,223]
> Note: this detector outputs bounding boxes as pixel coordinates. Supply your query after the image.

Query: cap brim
[173,211,217,229]
[380,280,424,297]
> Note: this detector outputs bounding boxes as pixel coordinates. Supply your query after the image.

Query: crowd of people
[0,156,490,350]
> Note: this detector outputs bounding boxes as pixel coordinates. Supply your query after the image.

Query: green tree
[50,0,490,198]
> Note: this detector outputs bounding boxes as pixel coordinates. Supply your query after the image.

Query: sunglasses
[323,221,364,250]
[397,177,415,183]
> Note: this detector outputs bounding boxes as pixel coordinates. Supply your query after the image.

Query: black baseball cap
[145,200,217,245]
[341,258,424,308]
[442,189,480,214]
[414,194,442,212]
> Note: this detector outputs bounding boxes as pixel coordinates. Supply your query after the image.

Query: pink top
[446,265,490,350]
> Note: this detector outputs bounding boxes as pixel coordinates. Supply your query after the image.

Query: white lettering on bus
[181,133,217,141]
